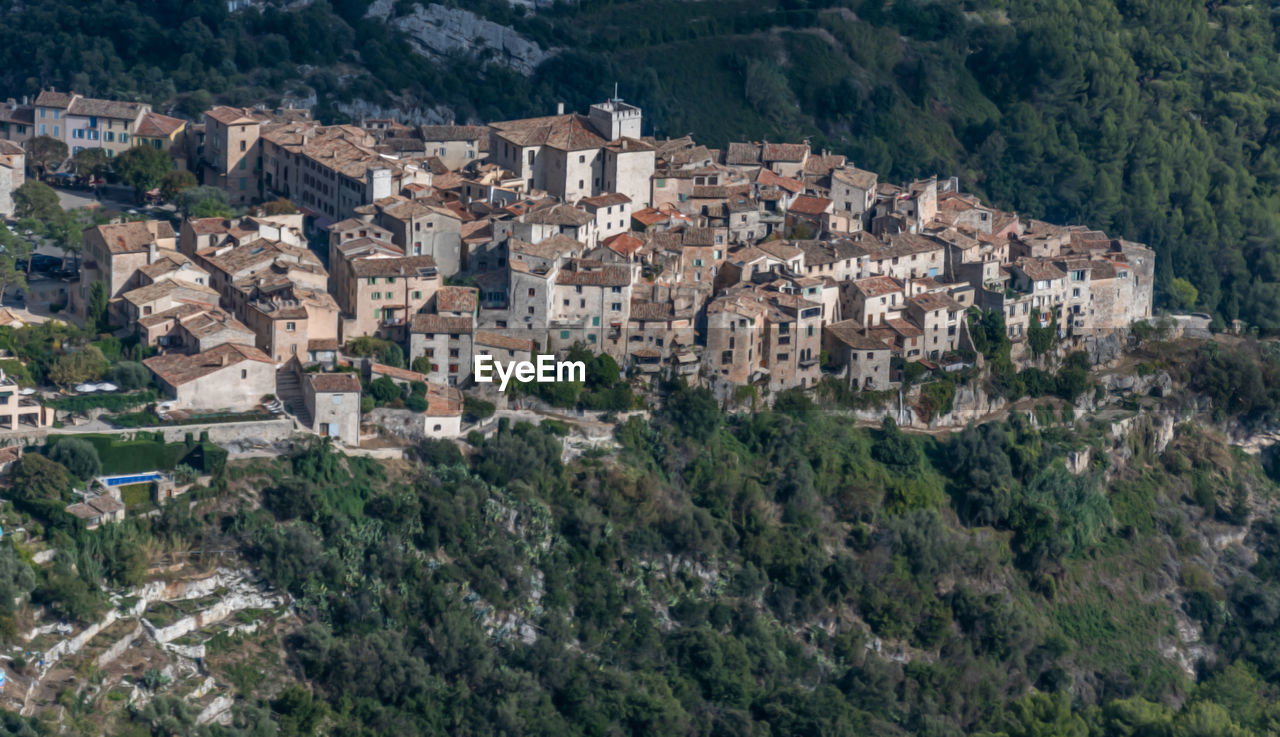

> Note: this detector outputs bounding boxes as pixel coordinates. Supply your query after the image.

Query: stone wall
[0,417,297,449]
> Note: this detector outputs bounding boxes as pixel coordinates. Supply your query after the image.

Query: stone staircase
[274,368,312,428]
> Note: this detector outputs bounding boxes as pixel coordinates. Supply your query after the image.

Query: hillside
[1,332,1280,735]
[4,0,1280,328]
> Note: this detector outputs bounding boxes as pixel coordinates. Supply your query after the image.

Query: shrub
[49,438,102,480]
[368,376,400,404]
[46,389,158,413]
[405,395,428,412]
[111,361,151,390]
[463,396,496,422]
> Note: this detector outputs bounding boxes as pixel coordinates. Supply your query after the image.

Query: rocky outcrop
[366,0,552,75]
[334,99,458,127]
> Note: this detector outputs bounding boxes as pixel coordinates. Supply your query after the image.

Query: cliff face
[366,0,551,76]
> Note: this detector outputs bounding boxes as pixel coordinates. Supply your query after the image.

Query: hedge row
[45,390,158,413]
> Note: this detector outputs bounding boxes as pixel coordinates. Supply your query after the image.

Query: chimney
[556,102,565,115]
[148,242,158,264]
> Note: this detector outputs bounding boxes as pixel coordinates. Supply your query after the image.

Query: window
[424,348,434,357]
[611,302,621,311]
[333,395,342,405]
[588,334,597,343]
[578,180,584,189]
[560,330,570,339]
[240,140,246,151]
[241,369,248,379]
[285,322,296,332]
[579,154,585,163]
[528,288,535,297]
[412,291,422,299]
[368,278,377,285]
[371,292,380,300]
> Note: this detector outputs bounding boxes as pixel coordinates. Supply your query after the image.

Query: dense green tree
[12,181,61,221]
[70,148,110,180]
[9,453,72,502]
[158,169,197,202]
[48,438,101,480]
[113,145,173,196]
[22,136,67,179]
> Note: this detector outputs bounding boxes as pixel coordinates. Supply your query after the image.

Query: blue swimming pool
[101,472,163,487]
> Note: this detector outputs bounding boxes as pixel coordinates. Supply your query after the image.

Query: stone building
[305,372,362,444]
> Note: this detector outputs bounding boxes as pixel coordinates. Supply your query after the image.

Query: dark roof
[555,264,632,287]
[349,255,438,278]
[825,320,892,351]
[419,124,488,141]
[68,97,147,120]
[762,142,808,162]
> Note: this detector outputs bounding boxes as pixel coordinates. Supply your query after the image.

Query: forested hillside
[3,0,1280,328]
[35,368,1280,736]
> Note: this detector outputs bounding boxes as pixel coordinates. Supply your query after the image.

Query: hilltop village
[0,91,1155,441]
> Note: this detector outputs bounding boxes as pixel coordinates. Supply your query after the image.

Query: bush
[48,437,102,480]
[463,396,495,423]
[405,395,428,412]
[368,376,400,404]
[111,361,151,390]
[45,389,158,413]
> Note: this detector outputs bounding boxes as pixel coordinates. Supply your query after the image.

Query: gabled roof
[832,167,878,191]
[475,330,535,352]
[135,112,186,138]
[825,320,892,351]
[762,142,809,162]
[579,192,631,209]
[788,195,832,216]
[603,232,643,259]
[725,142,762,166]
[509,233,582,261]
[523,203,594,227]
[850,275,904,298]
[144,343,272,387]
[205,106,262,126]
[68,97,147,120]
[555,263,632,287]
[419,124,488,142]
[348,255,438,278]
[490,113,607,151]
[34,90,75,109]
[88,221,175,255]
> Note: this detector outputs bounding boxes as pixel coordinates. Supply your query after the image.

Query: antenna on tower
[613,82,619,102]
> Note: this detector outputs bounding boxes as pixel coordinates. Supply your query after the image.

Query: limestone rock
[367,0,551,75]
